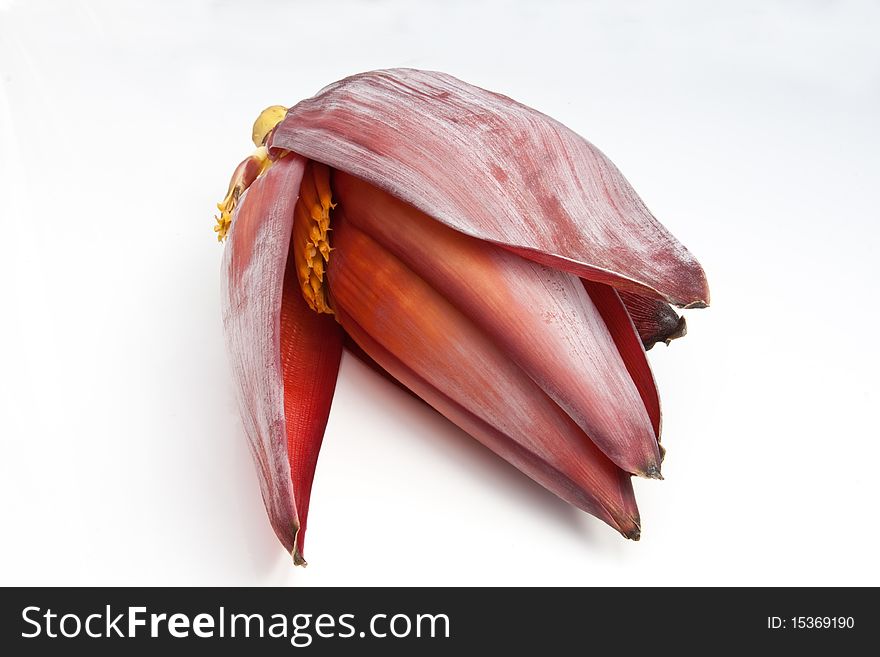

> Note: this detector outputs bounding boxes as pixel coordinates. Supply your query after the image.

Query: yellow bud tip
[252,105,288,147]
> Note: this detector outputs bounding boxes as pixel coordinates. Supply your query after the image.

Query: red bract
[217,69,709,564]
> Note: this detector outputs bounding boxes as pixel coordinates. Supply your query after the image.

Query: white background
[1,0,878,586]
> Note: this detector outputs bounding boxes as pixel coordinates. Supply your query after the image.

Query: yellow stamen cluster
[214,147,273,241]
[214,204,233,242]
[293,162,335,314]
[214,106,289,242]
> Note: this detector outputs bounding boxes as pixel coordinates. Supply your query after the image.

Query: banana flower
[216,69,709,564]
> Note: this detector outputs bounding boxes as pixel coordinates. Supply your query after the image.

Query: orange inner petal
[292,162,334,314]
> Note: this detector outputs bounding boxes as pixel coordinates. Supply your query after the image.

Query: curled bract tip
[292,548,307,567]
